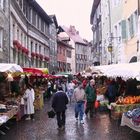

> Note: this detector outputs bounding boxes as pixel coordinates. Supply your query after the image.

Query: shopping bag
[47,109,56,118]
[94,100,100,109]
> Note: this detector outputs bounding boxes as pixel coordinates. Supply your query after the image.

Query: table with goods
[110,96,140,119]
[121,107,140,132]
[96,85,109,111]
[34,87,44,110]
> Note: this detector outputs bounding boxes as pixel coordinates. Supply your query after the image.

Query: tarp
[0,63,23,73]
[92,62,140,80]
[23,68,43,75]
[37,68,49,74]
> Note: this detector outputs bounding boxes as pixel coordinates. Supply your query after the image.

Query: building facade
[0,0,58,71]
[90,0,102,65]
[122,0,138,63]
[10,0,52,68]
[49,15,58,74]
[57,37,73,72]
[0,0,10,63]
[91,0,139,65]
[60,25,89,73]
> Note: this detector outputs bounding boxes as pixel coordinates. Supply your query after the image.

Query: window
[0,29,3,49]
[17,29,19,40]
[134,10,138,35]
[32,10,36,26]
[19,0,23,9]
[37,16,40,29]
[24,35,26,47]
[0,0,4,9]
[21,33,23,44]
[23,0,27,16]
[35,43,37,53]
[13,24,15,40]
[31,41,33,52]
[41,20,44,32]
[39,45,41,53]
[29,8,32,23]
[128,15,134,38]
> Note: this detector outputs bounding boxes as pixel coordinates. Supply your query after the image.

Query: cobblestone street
[0,99,140,140]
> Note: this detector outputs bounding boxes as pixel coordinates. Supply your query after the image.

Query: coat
[85,84,96,102]
[52,90,69,112]
[24,88,35,115]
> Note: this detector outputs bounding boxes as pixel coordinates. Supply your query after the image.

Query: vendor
[23,84,35,120]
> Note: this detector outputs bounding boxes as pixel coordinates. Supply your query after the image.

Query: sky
[36,0,93,41]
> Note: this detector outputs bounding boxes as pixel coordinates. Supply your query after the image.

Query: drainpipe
[8,0,11,63]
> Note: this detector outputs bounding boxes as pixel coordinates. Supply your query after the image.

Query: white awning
[0,63,23,73]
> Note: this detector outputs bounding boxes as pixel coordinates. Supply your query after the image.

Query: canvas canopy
[92,62,140,80]
[0,63,23,73]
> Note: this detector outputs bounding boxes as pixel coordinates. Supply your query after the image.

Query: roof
[57,37,73,49]
[60,25,87,45]
[49,15,59,28]
[29,0,52,24]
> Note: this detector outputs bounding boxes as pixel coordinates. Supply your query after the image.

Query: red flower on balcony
[25,48,29,55]
[13,40,18,46]
[31,52,36,57]
[39,54,44,60]
[13,40,21,50]
[44,56,50,61]
[36,53,40,58]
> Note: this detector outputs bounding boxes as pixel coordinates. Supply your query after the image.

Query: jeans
[75,101,84,121]
[56,111,66,128]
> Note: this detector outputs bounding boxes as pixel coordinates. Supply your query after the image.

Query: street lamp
[108,43,113,64]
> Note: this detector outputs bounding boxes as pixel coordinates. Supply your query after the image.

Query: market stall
[0,63,23,134]
[23,67,45,110]
[94,62,140,80]
[121,107,140,132]
[110,103,140,120]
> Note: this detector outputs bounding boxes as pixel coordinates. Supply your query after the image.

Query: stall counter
[110,103,140,119]
[121,113,140,132]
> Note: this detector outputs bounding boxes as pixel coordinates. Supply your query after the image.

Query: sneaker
[57,126,64,131]
[80,120,84,124]
[61,126,65,130]
[25,117,31,120]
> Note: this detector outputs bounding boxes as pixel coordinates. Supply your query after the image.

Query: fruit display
[116,96,140,105]
[96,86,107,95]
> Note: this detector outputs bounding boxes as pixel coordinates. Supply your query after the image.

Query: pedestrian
[52,85,69,130]
[105,79,117,118]
[85,79,97,118]
[23,84,35,120]
[73,83,86,124]
[67,81,75,104]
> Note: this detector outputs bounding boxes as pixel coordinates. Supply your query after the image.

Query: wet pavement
[0,99,140,140]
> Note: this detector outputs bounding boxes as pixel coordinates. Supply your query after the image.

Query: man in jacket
[73,83,86,124]
[52,85,69,130]
[85,79,97,118]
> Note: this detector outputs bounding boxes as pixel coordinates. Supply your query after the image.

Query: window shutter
[130,14,134,37]
[121,20,127,40]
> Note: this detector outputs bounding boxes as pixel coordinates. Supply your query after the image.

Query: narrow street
[0,99,140,140]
